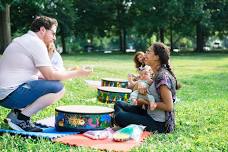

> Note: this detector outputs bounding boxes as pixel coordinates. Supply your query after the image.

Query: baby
[129,65,155,108]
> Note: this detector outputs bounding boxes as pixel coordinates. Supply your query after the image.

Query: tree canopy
[0,0,227,54]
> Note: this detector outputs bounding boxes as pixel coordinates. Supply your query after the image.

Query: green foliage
[0,53,228,151]
[4,0,227,53]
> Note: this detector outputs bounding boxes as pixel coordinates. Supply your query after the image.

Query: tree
[0,0,12,54]
[43,0,75,54]
[73,0,115,52]
[206,0,228,38]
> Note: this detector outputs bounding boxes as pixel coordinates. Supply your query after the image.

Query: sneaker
[7,117,42,132]
[4,110,18,124]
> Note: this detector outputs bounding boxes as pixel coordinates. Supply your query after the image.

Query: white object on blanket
[85,80,101,88]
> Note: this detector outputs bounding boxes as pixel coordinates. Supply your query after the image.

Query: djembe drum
[55,105,114,132]
[101,78,128,88]
[97,87,132,103]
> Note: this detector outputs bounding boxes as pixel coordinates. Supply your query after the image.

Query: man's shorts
[0,80,64,109]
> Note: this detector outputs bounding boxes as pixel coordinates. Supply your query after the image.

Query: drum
[101,78,128,88]
[97,87,132,103]
[55,105,114,132]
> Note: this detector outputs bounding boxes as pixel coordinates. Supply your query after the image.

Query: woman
[114,42,180,133]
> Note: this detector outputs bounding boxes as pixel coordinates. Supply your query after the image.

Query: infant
[129,65,155,107]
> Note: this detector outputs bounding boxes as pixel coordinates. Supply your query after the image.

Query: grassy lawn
[0,52,228,151]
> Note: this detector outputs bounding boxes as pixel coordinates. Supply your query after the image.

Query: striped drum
[101,78,128,88]
[55,105,114,132]
[97,87,132,103]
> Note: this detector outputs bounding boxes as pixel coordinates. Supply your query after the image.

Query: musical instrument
[55,105,114,132]
[101,78,128,88]
[97,87,132,103]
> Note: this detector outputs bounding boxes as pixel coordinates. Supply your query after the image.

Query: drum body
[101,78,128,88]
[97,87,132,103]
[55,105,114,132]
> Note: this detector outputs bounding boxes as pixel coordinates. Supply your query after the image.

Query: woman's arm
[137,85,173,112]
[155,85,173,112]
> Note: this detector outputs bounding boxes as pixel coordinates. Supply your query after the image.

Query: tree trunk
[156,28,160,42]
[196,23,205,52]
[119,28,127,53]
[119,28,123,52]
[60,34,66,54]
[0,4,11,54]
[159,28,164,43]
[170,23,173,52]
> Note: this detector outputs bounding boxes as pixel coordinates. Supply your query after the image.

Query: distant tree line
[0,0,227,54]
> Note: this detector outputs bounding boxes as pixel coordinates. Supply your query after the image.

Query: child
[133,51,145,69]
[129,65,154,108]
[128,51,146,89]
[47,42,65,71]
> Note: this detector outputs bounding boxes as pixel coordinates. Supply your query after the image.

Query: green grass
[0,53,228,151]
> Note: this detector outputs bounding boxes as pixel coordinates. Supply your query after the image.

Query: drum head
[102,78,127,82]
[98,87,132,93]
[55,105,114,114]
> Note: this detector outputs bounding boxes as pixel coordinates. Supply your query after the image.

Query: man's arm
[38,66,91,80]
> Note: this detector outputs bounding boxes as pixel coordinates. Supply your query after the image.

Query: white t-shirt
[51,51,65,71]
[0,31,52,100]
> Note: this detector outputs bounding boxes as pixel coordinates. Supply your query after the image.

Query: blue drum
[101,78,128,88]
[97,87,132,103]
[55,105,114,132]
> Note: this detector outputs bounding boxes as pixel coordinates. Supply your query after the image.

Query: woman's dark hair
[151,42,181,90]
[133,51,145,69]
[31,16,58,32]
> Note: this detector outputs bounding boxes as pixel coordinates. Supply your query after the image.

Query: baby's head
[138,65,152,80]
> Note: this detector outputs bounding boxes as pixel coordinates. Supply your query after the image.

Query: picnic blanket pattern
[54,131,151,152]
[0,127,78,140]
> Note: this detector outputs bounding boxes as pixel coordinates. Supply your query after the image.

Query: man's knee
[53,81,64,93]
[46,81,64,93]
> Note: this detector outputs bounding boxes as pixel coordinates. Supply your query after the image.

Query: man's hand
[77,68,92,77]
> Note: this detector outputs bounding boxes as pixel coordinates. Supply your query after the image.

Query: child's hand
[132,99,138,105]
[149,102,157,111]
[137,98,149,106]
[146,78,153,85]
[128,74,133,81]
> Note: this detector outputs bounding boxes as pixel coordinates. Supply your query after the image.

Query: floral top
[148,67,176,133]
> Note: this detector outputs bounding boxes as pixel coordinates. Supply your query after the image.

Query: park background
[0,0,228,151]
